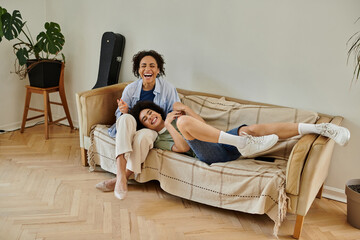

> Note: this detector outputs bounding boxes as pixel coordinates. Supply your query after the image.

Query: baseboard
[322,185,346,203]
[0,120,38,132]
[0,116,78,133]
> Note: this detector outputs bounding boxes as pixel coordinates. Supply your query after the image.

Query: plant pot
[26,60,62,88]
[345,179,360,229]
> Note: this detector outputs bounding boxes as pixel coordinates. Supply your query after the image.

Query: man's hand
[117,99,129,114]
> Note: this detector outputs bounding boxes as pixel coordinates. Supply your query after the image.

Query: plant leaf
[348,30,360,82]
[2,10,24,41]
[16,47,29,66]
[0,7,8,42]
[36,22,65,55]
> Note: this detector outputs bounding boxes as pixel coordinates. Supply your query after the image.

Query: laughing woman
[96,50,180,200]
[129,101,350,165]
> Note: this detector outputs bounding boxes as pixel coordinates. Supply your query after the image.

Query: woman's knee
[133,128,157,144]
[116,114,136,131]
[176,116,192,131]
[118,114,136,124]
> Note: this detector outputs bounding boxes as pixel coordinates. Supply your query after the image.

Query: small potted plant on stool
[0,6,65,87]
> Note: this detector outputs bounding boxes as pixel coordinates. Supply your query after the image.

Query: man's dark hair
[132,50,165,78]
[129,101,166,130]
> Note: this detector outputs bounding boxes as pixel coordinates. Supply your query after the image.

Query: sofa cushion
[179,94,319,160]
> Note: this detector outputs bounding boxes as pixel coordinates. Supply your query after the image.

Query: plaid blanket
[88,94,318,236]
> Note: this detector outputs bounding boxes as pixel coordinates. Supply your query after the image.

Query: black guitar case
[93,32,125,89]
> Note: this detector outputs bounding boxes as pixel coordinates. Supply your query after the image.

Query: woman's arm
[114,84,133,118]
[164,111,191,153]
[173,102,205,123]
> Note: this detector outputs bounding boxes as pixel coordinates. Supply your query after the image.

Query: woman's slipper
[114,189,127,200]
[95,181,114,192]
[114,178,128,200]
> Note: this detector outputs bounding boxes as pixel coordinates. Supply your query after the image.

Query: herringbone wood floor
[0,124,359,240]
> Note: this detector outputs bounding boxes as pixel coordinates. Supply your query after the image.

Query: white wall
[1,0,359,200]
[0,0,46,129]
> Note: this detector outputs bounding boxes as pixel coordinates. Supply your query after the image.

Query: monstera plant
[0,6,65,87]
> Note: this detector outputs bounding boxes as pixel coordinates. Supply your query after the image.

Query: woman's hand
[117,99,129,114]
[173,102,187,114]
[164,110,190,153]
[173,102,206,123]
[164,111,182,126]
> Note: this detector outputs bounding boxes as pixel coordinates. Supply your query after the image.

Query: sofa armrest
[285,116,343,215]
[295,116,343,215]
[285,116,343,195]
[75,82,130,149]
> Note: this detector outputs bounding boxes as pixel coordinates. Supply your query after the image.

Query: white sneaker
[238,133,279,157]
[316,123,350,146]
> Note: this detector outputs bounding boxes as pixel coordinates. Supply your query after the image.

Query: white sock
[218,131,246,149]
[298,123,318,135]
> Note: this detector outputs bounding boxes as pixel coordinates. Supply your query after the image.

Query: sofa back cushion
[180,94,319,160]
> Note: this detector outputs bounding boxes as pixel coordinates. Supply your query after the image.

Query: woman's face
[139,108,163,131]
[139,56,160,86]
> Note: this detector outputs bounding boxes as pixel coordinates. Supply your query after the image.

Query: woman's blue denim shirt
[107,77,180,137]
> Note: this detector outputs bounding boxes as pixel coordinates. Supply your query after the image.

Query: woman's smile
[151,116,158,125]
[139,56,159,89]
[139,108,163,131]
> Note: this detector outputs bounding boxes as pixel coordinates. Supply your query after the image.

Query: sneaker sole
[340,129,351,147]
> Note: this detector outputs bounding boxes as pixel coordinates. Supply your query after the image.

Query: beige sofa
[76,82,343,238]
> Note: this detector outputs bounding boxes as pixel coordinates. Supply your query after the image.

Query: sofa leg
[316,183,324,199]
[81,147,88,166]
[293,215,304,239]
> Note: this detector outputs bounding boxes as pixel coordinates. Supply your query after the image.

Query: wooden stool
[20,63,74,139]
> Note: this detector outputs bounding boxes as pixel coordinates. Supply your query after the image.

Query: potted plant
[345,180,360,229]
[346,17,360,229]
[0,6,65,88]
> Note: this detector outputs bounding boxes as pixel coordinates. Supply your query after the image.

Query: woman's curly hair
[129,101,166,131]
[132,50,166,78]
